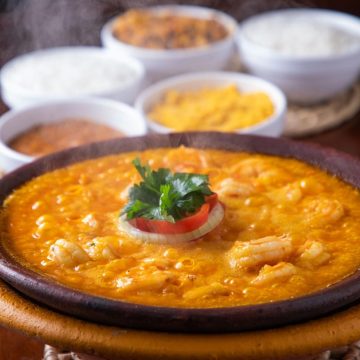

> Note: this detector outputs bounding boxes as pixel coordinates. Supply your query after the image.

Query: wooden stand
[1,280,360,360]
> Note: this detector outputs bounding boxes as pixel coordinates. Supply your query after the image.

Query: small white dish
[0,98,147,172]
[0,46,145,108]
[237,9,360,103]
[101,5,238,81]
[135,71,286,137]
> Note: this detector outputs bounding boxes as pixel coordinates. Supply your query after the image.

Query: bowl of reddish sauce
[0,98,147,172]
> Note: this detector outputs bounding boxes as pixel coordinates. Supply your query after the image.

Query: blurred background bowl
[0,46,145,108]
[0,98,147,172]
[237,9,360,104]
[101,5,238,82]
[135,71,286,137]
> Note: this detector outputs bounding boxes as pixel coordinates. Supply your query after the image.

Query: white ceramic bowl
[237,9,360,104]
[0,46,145,108]
[0,98,147,172]
[135,72,286,137]
[101,5,237,81]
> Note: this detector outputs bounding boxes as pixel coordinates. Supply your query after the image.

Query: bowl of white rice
[237,9,360,103]
[0,46,145,108]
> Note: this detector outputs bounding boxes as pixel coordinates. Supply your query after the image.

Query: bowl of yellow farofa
[135,72,286,137]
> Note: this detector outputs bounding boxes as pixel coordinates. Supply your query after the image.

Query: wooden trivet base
[284,81,360,138]
[44,341,360,360]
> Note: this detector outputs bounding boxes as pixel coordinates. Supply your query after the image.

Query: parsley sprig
[122,158,213,223]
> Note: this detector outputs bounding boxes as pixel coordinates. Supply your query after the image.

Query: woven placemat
[43,345,100,360]
[226,55,360,138]
[43,342,360,360]
[284,81,360,138]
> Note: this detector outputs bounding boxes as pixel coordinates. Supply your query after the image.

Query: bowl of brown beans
[101,5,238,81]
[0,98,147,172]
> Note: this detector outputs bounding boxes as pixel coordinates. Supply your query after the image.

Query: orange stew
[9,119,123,157]
[112,9,229,49]
[2,147,360,308]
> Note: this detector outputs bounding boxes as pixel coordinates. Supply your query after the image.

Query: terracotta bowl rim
[0,131,360,333]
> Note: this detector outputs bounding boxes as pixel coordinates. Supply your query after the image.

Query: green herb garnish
[122,158,213,223]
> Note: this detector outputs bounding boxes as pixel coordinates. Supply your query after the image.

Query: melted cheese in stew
[2,147,360,308]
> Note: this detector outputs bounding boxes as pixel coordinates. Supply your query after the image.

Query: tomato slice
[130,194,218,234]
[206,193,218,210]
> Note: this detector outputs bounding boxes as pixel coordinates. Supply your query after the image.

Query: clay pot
[0,132,360,351]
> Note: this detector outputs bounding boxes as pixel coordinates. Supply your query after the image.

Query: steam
[1,0,109,66]
[13,0,105,47]
[1,0,315,67]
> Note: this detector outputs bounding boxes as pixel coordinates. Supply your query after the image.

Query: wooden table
[0,1,359,359]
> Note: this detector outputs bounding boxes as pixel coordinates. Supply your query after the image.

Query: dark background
[0,0,359,67]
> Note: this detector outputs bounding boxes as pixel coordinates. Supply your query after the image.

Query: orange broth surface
[2,147,360,308]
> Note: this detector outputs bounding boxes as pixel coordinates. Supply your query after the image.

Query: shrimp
[216,178,255,199]
[85,236,140,261]
[252,262,297,286]
[297,241,331,269]
[230,158,270,178]
[116,271,176,293]
[183,282,230,300]
[305,198,345,226]
[267,183,303,204]
[164,146,209,172]
[48,239,90,267]
[81,213,99,229]
[85,236,120,261]
[228,235,293,269]
[256,169,294,187]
